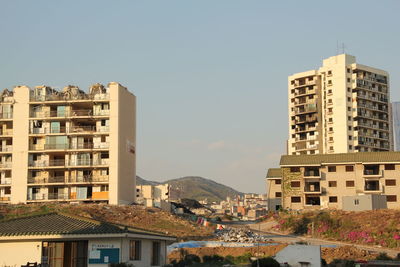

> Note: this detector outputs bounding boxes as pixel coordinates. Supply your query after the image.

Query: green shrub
[251,257,280,267]
[202,254,224,264]
[376,252,393,260]
[184,254,201,264]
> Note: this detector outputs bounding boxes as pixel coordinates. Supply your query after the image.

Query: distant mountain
[136,176,160,186]
[136,175,243,203]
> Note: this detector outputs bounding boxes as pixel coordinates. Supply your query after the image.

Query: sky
[0,1,399,193]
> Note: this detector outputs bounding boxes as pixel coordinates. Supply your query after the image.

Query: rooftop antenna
[341,43,346,54]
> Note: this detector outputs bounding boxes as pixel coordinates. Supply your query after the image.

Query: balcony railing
[30,93,109,102]
[0,162,12,168]
[0,129,13,136]
[28,175,109,184]
[363,169,382,177]
[30,109,110,118]
[30,142,109,151]
[0,146,12,152]
[304,185,321,193]
[28,159,66,167]
[0,196,10,202]
[304,170,320,177]
[0,178,11,185]
[0,113,13,119]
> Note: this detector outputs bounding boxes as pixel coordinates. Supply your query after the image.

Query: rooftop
[280,152,400,166]
[0,213,173,238]
[266,168,282,178]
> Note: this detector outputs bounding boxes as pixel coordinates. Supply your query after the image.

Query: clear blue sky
[1,1,399,193]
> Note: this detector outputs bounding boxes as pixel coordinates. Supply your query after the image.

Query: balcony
[30,93,109,102]
[0,178,11,185]
[67,159,108,167]
[28,159,66,168]
[0,129,13,136]
[0,162,12,169]
[304,183,321,194]
[0,196,10,202]
[363,181,381,193]
[363,166,382,177]
[0,113,12,120]
[0,145,12,153]
[304,169,320,178]
[28,175,109,184]
[30,109,110,118]
[27,193,69,201]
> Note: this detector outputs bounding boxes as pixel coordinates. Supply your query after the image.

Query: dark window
[290,167,300,173]
[291,196,301,203]
[329,196,338,203]
[345,165,354,172]
[275,192,282,198]
[346,180,355,187]
[151,241,161,266]
[385,179,396,186]
[385,164,395,170]
[387,195,397,202]
[4,187,11,194]
[130,240,141,261]
[291,181,300,188]
[328,181,337,187]
[328,166,336,172]
[275,179,281,185]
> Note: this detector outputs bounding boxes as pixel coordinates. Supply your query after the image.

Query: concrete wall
[0,240,42,266]
[11,86,30,203]
[343,194,387,211]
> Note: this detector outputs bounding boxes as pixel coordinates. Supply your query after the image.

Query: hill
[136,175,160,186]
[137,176,243,203]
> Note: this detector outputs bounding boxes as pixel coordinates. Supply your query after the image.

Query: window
[348,116,352,121]
[275,179,281,185]
[329,196,338,203]
[100,185,109,192]
[4,187,11,194]
[385,179,396,186]
[328,70,332,75]
[349,145,353,150]
[347,78,351,82]
[151,241,161,266]
[346,180,355,187]
[385,164,395,170]
[347,68,351,73]
[328,108,333,113]
[291,181,300,188]
[329,146,334,151]
[290,167,300,173]
[348,107,351,111]
[291,196,301,203]
[328,118,333,122]
[130,240,141,261]
[329,127,333,132]
[347,87,351,92]
[348,126,352,131]
[348,135,352,140]
[275,192,282,198]
[345,165,354,172]
[354,199,360,205]
[328,181,337,187]
[347,97,351,102]
[328,166,336,172]
[387,195,397,202]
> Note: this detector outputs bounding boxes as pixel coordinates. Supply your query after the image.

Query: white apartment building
[288,54,392,155]
[0,82,136,205]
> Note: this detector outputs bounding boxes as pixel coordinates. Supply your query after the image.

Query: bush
[184,254,201,264]
[251,257,280,267]
[202,255,225,264]
[376,252,393,261]
[328,259,355,267]
[109,263,134,267]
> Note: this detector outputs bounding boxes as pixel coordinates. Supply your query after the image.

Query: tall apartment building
[288,54,392,155]
[0,82,136,205]
[267,151,400,211]
[393,102,400,151]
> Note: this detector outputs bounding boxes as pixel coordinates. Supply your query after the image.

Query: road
[247,221,400,258]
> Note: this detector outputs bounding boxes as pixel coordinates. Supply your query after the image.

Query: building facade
[0,82,136,205]
[266,168,282,211]
[288,54,392,155]
[393,102,400,151]
[269,152,400,211]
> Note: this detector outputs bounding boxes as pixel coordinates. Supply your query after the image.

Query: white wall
[0,241,42,266]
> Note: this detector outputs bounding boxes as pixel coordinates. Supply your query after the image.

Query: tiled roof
[266,168,282,178]
[0,213,173,238]
[280,152,400,166]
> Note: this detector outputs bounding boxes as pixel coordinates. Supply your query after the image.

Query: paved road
[248,221,400,258]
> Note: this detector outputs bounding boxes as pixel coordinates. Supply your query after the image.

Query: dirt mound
[168,244,287,263]
[321,246,378,263]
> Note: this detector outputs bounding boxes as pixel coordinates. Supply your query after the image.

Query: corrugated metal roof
[266,168,282,178]
[280,152,400,166]
[0,213,173,238]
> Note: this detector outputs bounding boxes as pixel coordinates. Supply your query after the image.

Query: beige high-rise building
[288,54,392,155]
[0,82,136,205]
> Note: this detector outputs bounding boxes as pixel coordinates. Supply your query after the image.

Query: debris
[214,227,272,243]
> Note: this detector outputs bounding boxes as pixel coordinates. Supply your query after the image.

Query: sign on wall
[89,244,119,264]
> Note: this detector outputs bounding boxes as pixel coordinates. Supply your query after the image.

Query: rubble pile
[215,227,271,243]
